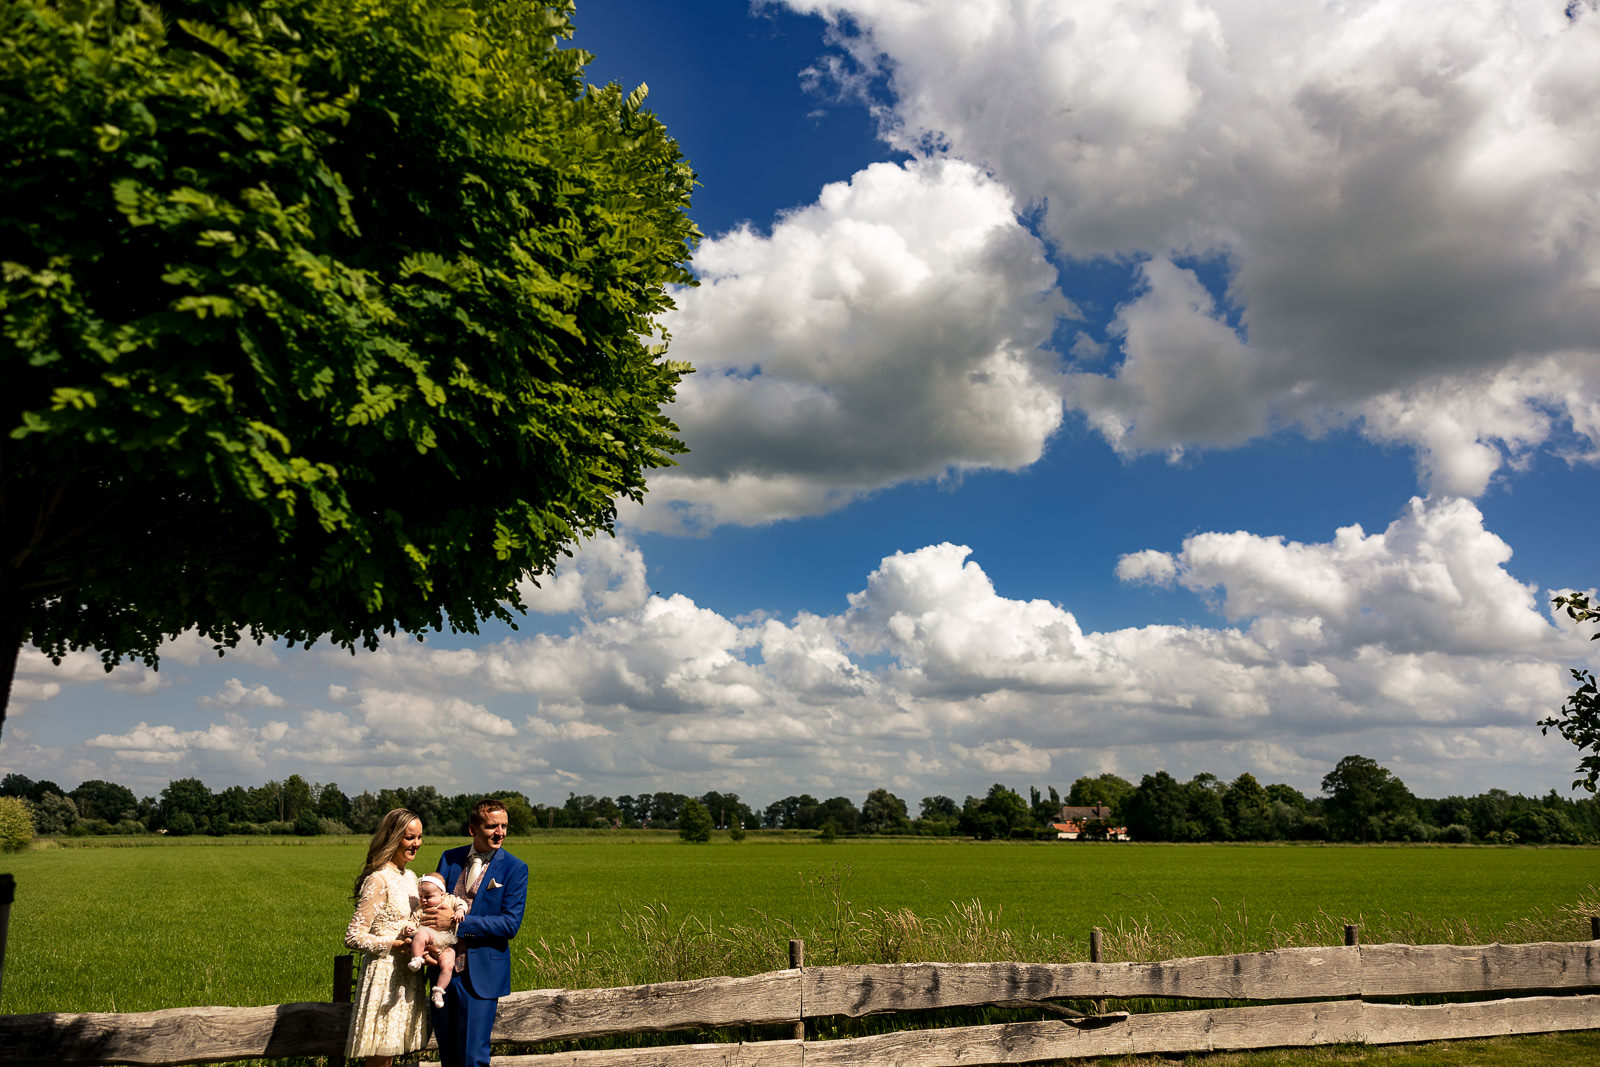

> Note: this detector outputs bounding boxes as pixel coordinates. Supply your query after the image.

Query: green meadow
[4,835,1600,1017]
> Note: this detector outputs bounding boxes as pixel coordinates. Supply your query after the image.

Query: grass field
[5,834,1600,1017]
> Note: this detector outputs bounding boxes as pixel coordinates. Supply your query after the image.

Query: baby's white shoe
[431,986,446,1009]
[408,957,424,972]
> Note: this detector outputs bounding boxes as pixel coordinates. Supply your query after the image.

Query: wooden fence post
[326,953,354,1067]
[1590,916,1599,941]
[333,954,353,1004]
[789,939,805,1041]
[0,873,13,1009]
[1344,924,1361,1003]
[1089,927,1105,1015]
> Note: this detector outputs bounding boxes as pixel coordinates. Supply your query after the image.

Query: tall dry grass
[525,866,1600,990]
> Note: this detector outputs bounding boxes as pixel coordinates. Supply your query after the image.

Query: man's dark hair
[469,797,508,828]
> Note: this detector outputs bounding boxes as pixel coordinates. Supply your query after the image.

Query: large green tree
[1123,771,1194,842]
[1321,754,1413,842]
[158,775,214,828]
[277,774,314,821]
[69,778,137,821]
[1541,592,1600,792]
[960,783,1031,840]
[763,794,818,830]
[697,790,753,831]
[676,797,712,843]
[815,795,862,835]
[860,787,909,835]
[313,781,349,822]
[0,0,696,735]
[1185,773,1231,840]
[1067,773,1134,814]
[1222,773,1272,841]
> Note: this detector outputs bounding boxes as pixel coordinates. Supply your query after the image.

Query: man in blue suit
[426,797,528,1067]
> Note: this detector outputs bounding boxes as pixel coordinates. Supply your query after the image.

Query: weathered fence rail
[5,936,1599,1065]
[483,996,1600,1067]
[486,1004,1600,1067]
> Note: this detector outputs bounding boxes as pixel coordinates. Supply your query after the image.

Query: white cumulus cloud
[636,157,1072,530]
[293,496,1590,799]
[198,678,285,709]
[785,0,1600,492]
[16,496,1592,801]
[83,715,286,772]
[1141,496,1550,656]
[514,535,649,617]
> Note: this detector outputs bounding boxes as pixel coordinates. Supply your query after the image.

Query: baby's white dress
[344,864,429,1058]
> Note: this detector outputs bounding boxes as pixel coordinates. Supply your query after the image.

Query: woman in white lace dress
[344,807,430,1065]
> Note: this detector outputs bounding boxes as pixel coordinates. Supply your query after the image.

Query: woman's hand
[391,938,408,951]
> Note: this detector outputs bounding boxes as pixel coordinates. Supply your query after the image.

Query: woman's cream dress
[344,864,429,1058]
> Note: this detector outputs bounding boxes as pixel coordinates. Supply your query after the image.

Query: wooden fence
[5,926,1600,1066]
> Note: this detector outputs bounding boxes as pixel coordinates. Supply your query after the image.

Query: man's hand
[422,902,456,931]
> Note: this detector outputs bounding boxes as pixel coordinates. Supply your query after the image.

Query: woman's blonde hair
[352,807,422,900]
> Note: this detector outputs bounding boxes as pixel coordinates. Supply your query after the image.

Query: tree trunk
[0,600,22,743]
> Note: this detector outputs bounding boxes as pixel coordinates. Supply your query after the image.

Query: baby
[404,873,468,1008]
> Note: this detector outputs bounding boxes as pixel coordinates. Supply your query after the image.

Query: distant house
[1052,803,1130,841]
[1056,804,1113,823]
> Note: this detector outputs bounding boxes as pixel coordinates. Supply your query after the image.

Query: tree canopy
[860,787,909,835]
[1321,754,1415,842]
[69,778,137,822]
[1067,772,1134,813]
[1123,771,1195,842]
[960,783,1030,840]
[1,0,696,733]
[676,797,712,843]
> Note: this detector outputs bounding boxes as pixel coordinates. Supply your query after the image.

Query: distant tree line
[1110,756,1600,845]
[0,773,771,840]
[5,754,1599,844]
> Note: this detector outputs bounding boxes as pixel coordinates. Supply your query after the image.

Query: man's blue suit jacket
[435,844,529,998]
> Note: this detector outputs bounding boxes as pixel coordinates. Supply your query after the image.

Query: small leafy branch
[1541,593,1600,792]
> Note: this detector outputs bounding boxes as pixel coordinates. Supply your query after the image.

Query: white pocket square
[487,879,501,890]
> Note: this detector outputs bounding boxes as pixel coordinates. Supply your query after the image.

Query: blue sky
[8,0,1600,809]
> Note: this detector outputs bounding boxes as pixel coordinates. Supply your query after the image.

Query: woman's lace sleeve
[344,873,394,955]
